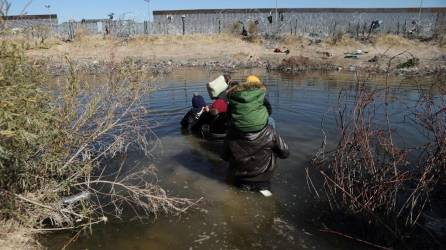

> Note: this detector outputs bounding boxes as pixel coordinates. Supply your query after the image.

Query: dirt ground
[23,33,446,72]
[0,222,39,250]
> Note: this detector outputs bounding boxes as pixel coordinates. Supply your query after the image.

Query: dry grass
[127,33,240,45]
[0,221,40,250]
[374,34,412,47]
[325,34,361,47]
[281,35,306,46]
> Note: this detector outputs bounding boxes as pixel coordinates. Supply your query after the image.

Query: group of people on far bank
[181,74,289,196]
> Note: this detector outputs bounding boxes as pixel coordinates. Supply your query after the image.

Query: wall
[152,8,446,37]
[1,15,58,30]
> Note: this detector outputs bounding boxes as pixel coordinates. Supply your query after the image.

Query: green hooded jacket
[229,89,268,133]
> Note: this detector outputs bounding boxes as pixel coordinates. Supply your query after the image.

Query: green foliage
[0,41,66,193]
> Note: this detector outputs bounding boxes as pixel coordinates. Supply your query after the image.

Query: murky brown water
[44,68,431,250]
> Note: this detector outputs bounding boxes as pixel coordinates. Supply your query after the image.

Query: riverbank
[18,33,446,76]
[0,222,40,250]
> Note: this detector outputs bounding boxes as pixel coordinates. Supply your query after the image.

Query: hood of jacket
[229,88,268,133]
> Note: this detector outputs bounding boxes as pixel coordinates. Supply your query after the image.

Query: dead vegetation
[0,221,40,250]
[325,32,361,47]
[374,34,412,47]
[310,54,446,247]
[0,41,198,245]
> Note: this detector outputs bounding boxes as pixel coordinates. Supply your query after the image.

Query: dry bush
[281,35,306,46]
[74,27,91,42]
[374,34,412,47]
[229,21,243,34]
[311,63,446,247]
[247,20,257,35]
[277,56,326,72]
[126,33,239,46]
[325,32,360,47]
[0,41,197,234]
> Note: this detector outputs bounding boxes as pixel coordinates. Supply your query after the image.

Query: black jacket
[221,125,289,181]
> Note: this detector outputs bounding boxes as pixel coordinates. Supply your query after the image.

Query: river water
[45,68,431,250]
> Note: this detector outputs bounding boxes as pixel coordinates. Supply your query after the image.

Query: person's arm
[264,98,272,116]
[273,129,289,159]
[181,111,192,128]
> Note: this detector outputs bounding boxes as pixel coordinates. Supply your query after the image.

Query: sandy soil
[0,222,39,250]
[23,34,446,73]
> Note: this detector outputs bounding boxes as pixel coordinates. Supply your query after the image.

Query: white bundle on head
[207,75,228,99]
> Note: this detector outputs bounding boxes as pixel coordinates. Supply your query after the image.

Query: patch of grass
[325,32,361,47]
[374,34,412,47]
[280,35,306,46]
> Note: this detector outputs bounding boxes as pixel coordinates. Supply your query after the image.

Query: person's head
[234,75,266,92]
[192,94,206,113]
[246,75,261,85]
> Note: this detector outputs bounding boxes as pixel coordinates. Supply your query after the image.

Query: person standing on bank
[221,75,289,196]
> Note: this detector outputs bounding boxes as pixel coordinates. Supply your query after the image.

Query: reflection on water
[45,69,429,249]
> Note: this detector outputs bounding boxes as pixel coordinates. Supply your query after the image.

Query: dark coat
[221,125,289,182]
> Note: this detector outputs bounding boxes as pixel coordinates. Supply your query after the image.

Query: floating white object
[62,191,91,205]
[207,75,228,99]
[260,190,273,197]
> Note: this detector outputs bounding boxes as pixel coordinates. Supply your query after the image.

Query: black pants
[235,179,271,192]
[226,170,272,191]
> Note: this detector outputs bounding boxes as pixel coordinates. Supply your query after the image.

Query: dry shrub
[127,33,238,46]
[247,20,257,35]
[325,32,360,47]
[242,34,262,44]
[229,21,243,34]
[281,35,306,46]
[311,71,446,247]
[374,34,411,47]
[0,42,197,234]
[278,56,321,72]
[74,27,91,42]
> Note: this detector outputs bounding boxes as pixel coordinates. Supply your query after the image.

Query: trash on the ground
[62,191,91,205]
[274,48,290,54]
[260,190,273,197]
[344,54,359,59]
[344,49,368,59]
[397,57,420,69]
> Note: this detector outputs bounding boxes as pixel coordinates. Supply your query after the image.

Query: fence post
[294,19,298,35]
[144,21,148,34]
[332,21,337,37]
[181,15,186,35]
[68,21,75,41]
[218,19,221,34]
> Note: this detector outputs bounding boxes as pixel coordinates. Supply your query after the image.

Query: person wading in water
[222,75,289,197]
